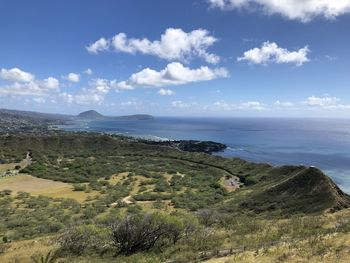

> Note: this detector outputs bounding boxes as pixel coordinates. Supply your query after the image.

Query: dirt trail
[121,195,133,204]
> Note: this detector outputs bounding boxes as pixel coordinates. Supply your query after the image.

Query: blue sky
[0,0,350,117]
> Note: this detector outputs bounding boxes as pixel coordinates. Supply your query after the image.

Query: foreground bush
[111,212,183,255]
[57,224,109,255]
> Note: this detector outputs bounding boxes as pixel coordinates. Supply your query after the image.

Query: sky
[0,0,350,117]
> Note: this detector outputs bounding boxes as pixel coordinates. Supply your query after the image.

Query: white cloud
[115,62,228,89]
[238,41,310,66]
[274,100,294,108]
[171,100,197,109]
[158,88,175,96]
[208,0,350,22]
[64,73,80,83]
[84,68,93,75]
[86,37,109,54]
[306,95,339,107]
[304,95,350,110]
[59,92,74,104]
[0,67,60,96]
[89,78,113,94]
[59,78,115,106]
[42,77,60,89]
[239,101,266,110]
[212,100,236,111]
[210,100,267,111]
[0,68,35,82]
[88,28,220,64]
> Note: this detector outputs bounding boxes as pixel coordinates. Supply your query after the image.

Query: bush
[57,224,109,255]
[0,189,12,197]
[111,212,183,255]
[73,184,87,191]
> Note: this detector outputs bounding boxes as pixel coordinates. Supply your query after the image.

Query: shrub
[72,184,86,191]
[57,224,109,255]
[110,212,183,255]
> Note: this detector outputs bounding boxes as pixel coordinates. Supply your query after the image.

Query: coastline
[56,118,350,194]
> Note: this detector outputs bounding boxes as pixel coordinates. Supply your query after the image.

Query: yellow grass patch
[0,174,95,202]
[0,236,57,263]
[108,172,129,185]
[0,160,24,172]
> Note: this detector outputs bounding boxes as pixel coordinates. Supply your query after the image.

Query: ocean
[60,117,350,193]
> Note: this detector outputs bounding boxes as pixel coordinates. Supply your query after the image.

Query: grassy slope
[1,133,350,262]
[1,133,349,214]
[1,208,350,263]
[205,210,350,263]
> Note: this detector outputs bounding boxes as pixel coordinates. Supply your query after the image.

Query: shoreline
[56,121,350,194]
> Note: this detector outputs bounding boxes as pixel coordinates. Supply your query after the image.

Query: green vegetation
[0,132,350,262]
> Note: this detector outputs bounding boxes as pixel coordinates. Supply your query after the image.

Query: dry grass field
[204,232,350,263]
[0,237,56,263]
[0,159,27,172]
[0,174,96,202]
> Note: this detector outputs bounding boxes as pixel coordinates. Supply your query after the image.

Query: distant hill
[0,108,71,121]
[0,108,154,133]
[77,110,154,120]
[77,110,105,120]
[0,108,72,132]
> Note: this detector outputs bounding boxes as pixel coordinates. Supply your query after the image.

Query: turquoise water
[61,117,350,193]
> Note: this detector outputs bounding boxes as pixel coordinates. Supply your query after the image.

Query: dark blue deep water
[61,117,350,193]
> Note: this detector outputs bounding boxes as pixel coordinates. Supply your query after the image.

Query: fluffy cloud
[0,68,35,82]
[208,0,350,22]
[304,96,350,110]
[158,88,175,96]
[115,62,228,89]
[87,28,220,64]
[238,42,310,66]
[306,96,338,107]
[86,37,109,54]
[64,73,80,83]
[0,67,60,96]
[60,78,115,105]
[41,77,60,89]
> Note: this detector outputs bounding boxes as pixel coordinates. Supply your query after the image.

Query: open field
[0,174,96,202]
